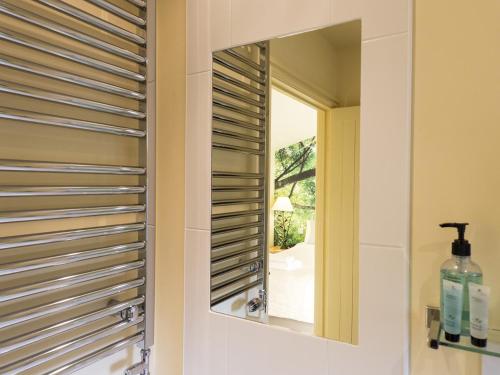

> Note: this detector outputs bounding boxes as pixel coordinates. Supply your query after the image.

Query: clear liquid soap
[439,223,483,338]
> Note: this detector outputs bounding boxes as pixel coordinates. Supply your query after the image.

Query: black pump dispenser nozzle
[440,222,471,256]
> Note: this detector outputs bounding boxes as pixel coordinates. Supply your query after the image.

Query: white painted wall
[185,1,412,375]
[73,348,141,375]
[271,31,340,104]
[337,44,361,106]
[270,26,361,108]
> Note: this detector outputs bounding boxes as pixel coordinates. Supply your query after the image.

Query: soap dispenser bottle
[440,223,483,338]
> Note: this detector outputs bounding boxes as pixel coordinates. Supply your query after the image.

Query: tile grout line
[185,227,210,233]
[362,30,408,43]
[187,69,211,77]
[360,242,405,250]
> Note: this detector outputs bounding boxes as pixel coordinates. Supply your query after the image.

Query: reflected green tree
[274,137,316,248]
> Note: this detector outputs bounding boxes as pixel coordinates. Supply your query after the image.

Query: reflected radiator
[211,43,269,309]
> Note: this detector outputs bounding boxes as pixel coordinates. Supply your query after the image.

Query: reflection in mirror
[210,21,361,344]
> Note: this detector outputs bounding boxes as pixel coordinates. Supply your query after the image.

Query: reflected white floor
[268,242,315,324]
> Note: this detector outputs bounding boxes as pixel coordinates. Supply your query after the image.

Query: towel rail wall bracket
[125,348,151,375]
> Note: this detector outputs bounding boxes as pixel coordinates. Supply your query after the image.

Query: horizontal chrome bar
[0,185,146,197]
[212,198,263,206]
[213,84,264,108]
[211,233,263,250]
[87,0,146,26]
[212,257,262,277]
[213,98,264,120]
[0,3,145,63]
[211,279,263,306]
[0,55,145,100]
[38,0,146,45]
[212,185,264,192]
[0,316,144,375]
[212,171,263,179]
[213,55,265,84]
[0,223,145,250]
[0,80,145,119]
[0,107,145,137]
[211,244,262,262]
[223,49,265,73]
[0,261,145,303]
[0,159,145,175]
[0,278,144,330]
[213,142,264,155]
[0,205,145,223]
[0,28,145,81]
[213,128,264,144]
[212,269,262,291]
[0,242,145,276]
[211,209,263,221]
[213,70,264,96]
[45,333,145,375]
[127,0,147,8]
[213,113,264,132]
[212,221,263,235]
[0,296,144,355]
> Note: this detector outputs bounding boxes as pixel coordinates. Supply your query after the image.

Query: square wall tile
[211,0,231,51]
[483,356,500,375]
[231,0,331,46]
[330,0,362,28]
[331,0,408,40]
[327,245,407,375]
[184,312,228,375]
[184,229,228,375]
[358,245,407,373]
[184,229,210,312]
[359,33,410,248]
[188,0,211,73]
[326,340,360,375]
[227,318,328,375]
[186,72,212,231]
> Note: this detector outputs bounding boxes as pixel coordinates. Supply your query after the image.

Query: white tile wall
[359,34,410,248]
[357,245,407,374]
[227,318,328,375]
[323,245,407,375]
[73,347,141,375]
[185,0,412,374]
[185,73,212,230]
[210,0,231,51]
[483,356,500,375]
[184,229,229,375]
[331,0,408,40]
[231,0,331,46]
[187,0,211,73]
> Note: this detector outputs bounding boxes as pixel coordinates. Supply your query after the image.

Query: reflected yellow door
[315,106,359,344]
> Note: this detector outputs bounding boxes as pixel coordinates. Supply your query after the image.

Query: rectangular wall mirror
[210,21,361,344]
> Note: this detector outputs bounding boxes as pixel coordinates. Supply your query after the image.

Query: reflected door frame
[316,106,360,343]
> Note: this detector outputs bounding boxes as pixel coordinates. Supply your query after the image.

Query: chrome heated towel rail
[0,1,155,373]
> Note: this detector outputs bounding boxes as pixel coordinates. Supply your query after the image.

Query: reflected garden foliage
[273,137,316,248]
